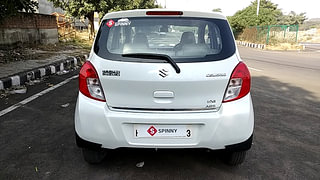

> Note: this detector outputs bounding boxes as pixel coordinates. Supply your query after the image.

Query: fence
[239,25,299,45]
[51,12,76,41]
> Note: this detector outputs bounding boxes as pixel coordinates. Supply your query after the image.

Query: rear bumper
[76,131,253,152]
[75,92,254,150]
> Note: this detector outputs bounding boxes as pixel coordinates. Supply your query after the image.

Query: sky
[156,0,319,19]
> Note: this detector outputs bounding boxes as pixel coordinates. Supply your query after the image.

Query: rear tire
[224,151,247,166]
[82,148,107,164]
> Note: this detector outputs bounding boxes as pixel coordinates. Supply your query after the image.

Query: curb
[237,41,266,49]
[0,55,86,90]
[298,43,306,51]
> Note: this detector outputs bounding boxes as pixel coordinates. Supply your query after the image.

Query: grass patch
[265,43,304,51]
[59,31,93,50]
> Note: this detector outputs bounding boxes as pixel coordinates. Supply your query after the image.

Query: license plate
[134,124,192,138]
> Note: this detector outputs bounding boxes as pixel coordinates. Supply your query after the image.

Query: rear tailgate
[92,54,239,111]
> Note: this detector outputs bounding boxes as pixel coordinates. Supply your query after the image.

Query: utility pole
[256,0,260,16]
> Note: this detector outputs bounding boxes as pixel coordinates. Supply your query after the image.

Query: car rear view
[75,9,254,165]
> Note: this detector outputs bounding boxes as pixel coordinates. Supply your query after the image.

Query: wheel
[82,148,107,164]
[224,151,247,166]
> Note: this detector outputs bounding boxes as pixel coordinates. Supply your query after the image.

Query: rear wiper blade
[122,53,181,74]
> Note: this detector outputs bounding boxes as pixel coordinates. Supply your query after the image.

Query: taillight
[79,61,106,102]
[146,11,183,15]
[223,62,251,103]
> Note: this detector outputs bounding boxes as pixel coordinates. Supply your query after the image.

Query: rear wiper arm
[122,53,181,74]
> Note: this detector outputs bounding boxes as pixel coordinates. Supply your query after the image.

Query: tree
[212,8,222,13]
[48,0,160,38]
[278,11,307,25]
[228,0,282,36]
[0,0,38,21]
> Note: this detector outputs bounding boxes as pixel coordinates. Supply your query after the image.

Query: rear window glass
[94,17,235,63]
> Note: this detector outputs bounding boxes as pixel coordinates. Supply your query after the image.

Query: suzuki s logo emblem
[159,69,168,78]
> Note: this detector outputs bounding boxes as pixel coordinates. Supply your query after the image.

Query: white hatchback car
[75,9,254,165]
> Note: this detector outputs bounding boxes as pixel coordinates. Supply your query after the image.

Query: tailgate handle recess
[153,91,174,98]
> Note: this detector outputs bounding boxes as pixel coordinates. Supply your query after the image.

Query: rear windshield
[94,17,235,63]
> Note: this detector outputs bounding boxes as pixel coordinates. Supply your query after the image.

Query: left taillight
[79,61,106,102]
[223,62,251,103]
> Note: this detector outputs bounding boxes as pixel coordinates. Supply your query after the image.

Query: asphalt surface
[0,47,319,179]
[239,46,320,99]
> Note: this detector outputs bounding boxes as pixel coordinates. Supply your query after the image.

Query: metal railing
[239,25,299,45]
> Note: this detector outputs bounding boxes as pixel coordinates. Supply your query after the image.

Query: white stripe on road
[73,57,78,66]
[60,63,64,71]
[39,68,46,77]
[300,43,320,46]
[0,75,78,117]
[0,80,3,90]
[11,75,20,86]
[248,67,263,72]
[50,65,56,74]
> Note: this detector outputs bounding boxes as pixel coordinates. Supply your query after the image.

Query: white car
[75,9,254,165]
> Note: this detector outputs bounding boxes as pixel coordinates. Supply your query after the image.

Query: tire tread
[82,148,107,164]
[225,151,246,166]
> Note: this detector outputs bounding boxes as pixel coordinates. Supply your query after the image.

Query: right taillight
[79,61,106,102]
[223,62,251,103]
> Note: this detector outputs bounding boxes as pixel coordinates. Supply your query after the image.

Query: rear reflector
[146,11,183,16]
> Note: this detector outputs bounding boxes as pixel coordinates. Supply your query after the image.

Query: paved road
[0,48,319,179]
[239,46,320,99]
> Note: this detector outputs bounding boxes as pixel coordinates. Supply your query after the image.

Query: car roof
[102,9,227,20]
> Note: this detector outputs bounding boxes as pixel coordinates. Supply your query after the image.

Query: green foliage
[278,11,307,25]
[212,8,222,13]
[48,0,160,37]
[108,0,160,12]
[48,0,159,19]
[228,0,281,36]
[0,0,38,21]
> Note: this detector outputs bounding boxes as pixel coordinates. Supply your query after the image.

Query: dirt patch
[265,43,305,51]
[298,29,320,43]
[0,31,92,64]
